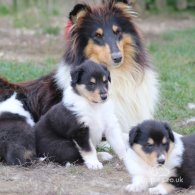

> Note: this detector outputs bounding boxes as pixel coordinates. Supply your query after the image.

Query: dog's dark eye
[89,82,96,87]
[95,32,103,39]
[146,143,154,148]
[104,80,108,84]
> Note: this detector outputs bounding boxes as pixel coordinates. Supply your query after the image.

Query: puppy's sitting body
[124,120,195,194]
[35,60,126,169]
[0,79,35,165]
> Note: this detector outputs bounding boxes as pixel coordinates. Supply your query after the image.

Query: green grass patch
[0,5,11,16]
[0,61,55,82]
[43,26,60,36]
[150,28,195,134]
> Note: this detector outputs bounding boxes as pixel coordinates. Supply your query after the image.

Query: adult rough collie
[124,120,195,194]
[16,0,158,132]
[35,60,126,168]
[0,78,36,165]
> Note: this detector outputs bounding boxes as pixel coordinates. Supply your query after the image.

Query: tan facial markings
[90,77,96,84]
[132,144,158,167]
[112,25,119,33]
[76,84,101,103]
[147,138,154,145]
[95,28,103,37]
[162,137,167,144]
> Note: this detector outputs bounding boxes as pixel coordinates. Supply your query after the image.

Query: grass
[0,61,55,82]
[150,28,195,134]
[0,28,194,135]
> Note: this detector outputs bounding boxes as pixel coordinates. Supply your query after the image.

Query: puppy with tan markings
[35,60,126,169]
[124,120,195,194]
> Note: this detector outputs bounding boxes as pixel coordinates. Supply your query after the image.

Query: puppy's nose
[111,52,122,64]
[157,155,165,165]
[100,93,107,101]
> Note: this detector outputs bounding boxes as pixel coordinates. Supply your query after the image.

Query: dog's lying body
[0,78,36,165]
[35,61,126,169]
[124,120,195,194]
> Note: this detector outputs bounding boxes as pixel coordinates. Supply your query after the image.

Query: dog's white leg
[105,118,127,160]
[76,139,103,170]
[125,176,149,192]
[149,183,175,195]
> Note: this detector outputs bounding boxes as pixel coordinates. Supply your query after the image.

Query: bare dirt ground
[0,13,195,195]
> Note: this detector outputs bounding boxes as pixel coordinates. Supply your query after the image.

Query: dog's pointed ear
[129,126,140,146]
[163,122,175,142]
[70,66,83,87]
[69,4,91,24]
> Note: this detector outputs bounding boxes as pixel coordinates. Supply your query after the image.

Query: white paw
[85,160,103,170]
[125,183,145,193]
[149,186,167,195]
[97,152,113,162]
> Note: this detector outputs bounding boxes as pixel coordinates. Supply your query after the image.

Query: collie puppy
[124,120,195,194]
[13,0,158,133]
[35,60,126,169]
[0,78,36,165]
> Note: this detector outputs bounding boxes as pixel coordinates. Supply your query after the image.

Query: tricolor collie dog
[14,0,158,133]
[124,120,195,194]
[0,78,35,165]
[35,60,126,169]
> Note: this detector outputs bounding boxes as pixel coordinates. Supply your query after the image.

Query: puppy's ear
[70,66,83,87]
[129,126,140,146]
[69,4,91,24]
[164,122,175,142]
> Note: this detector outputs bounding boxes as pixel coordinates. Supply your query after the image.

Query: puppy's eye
[89,82,96,86]
[95,32,103,38]
[146,143,154,148]
[104,80,108,84]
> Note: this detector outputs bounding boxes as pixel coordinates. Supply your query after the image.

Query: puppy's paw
[97,152,113,162]
[125,183,145,193]
[85,160,103,170]
[149,185,168,195]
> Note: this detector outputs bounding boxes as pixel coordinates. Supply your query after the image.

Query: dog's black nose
[100,93,107,101]
[111,52,122,64]
[157,159,165,165]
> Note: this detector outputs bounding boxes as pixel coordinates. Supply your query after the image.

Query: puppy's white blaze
[158,154,165,161]
[0,93,34,127]
[74,139,102,170]
[54,61,71,91]
[111,68,159,133]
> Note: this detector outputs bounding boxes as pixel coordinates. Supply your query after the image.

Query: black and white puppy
[124,120,195,194]
[0,79,36,165]
[35,60,126,169]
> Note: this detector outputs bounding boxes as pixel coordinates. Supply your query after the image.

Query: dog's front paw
[125,183,145,193]
[149,185,168,195]
[97,152,113,162]
[85,160,103,170]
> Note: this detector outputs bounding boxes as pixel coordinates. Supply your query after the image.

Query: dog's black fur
[0,78,36,165]
[35,61,110,165]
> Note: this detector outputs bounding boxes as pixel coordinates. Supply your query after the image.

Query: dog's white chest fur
[63,87,113,146]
